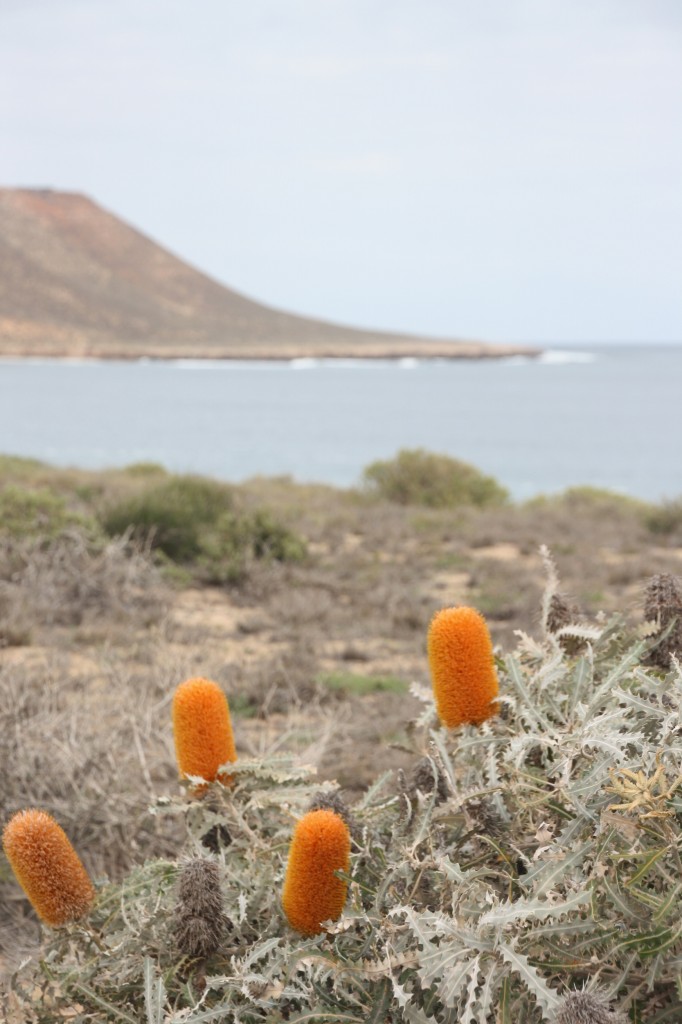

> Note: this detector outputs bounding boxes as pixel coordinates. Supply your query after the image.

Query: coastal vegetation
[1,452,682,1019]
[362,448,509,508]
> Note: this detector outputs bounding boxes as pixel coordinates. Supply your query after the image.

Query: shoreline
[0,342,543,362]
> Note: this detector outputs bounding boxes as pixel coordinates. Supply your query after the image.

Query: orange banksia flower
[2,809,95,927]
[427,605,499,727]
[282,809,350,936]
[172,677,236,788]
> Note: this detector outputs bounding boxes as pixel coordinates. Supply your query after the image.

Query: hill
[0,188,537,360]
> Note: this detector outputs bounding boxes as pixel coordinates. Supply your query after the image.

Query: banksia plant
[282,809,350,936]
[643,572,682,669]
[172,677,236,789]
[427,605,499,727]
[2,809,94,927]
[173,858,227,959]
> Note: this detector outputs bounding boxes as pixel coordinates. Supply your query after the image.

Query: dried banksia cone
[174,858,226,959]
[427,606,499,728]
[172,677,236,789]
[556,990,627,1024]
[644,573,682,670]
[546,592,585,654]
[546,592,583,636]
[282,809,350,936]
[2,809,94,927]
[307,790,354,830]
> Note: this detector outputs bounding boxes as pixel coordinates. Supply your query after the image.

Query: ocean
[1,344,681,501]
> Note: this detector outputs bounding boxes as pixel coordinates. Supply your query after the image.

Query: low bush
[645,497,682,538]
[101,476,234,561]
[0,486,96,541]
[527,486,650,520]
[362,448,508,508]
[101,475,307,583]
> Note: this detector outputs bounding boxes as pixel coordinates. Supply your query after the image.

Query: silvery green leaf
[520,842,591,897]
[478,890,590,930]
[143,957,166,1024]
[497,945,561,1019]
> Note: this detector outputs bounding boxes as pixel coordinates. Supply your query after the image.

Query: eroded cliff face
[0,188,537,359]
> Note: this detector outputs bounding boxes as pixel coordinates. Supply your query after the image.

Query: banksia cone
[173,858,226,958]
[427,606,499,727]
[307,790,354,829]
[644,573,682,670]
[2,809,94,927]
[282,809,350,936]
[172,677,236,789]
[546,592,585,654]
[556,990,627,1024]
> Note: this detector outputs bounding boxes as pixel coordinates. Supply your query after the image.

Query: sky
[1,0,681,344]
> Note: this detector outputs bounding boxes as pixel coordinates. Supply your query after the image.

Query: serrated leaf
[71,982,139,1024]
[478,890,590,929]
[237,936,282,971]
[602,877,642,921]
[505,656,554,733]
[363,978,392,1024]
[434,953,474,1008]
[568,656,593,718]
[497,945,561,1019]
[475,959,500,1024]
[460,956,481,1024]
[499,975,512,1024]
[520,842,590,897]
[653,882,682,923]
[144,957,166,1024]
[586,639,648,714]
[626,848,667,886]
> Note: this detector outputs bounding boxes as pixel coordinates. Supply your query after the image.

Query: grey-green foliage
[362,448,509,508]
[6,572,682,1023]
[0,485,97,541]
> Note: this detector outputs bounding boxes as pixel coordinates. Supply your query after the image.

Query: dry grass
[0,531,165,647]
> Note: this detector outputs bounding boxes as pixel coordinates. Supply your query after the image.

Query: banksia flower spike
[174,858,227,959]
[427,605,499,727]
[172,677,236,790]
[282,809,350,936]
[2,809,94,927]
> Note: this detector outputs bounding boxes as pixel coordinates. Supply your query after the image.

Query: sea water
[0,344,681,501]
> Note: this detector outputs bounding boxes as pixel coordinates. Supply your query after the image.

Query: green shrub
[247,509,307,562]
[123,462,169,479]
[100,476,234,561]
[527,486,649,517]
[101,476,306,580]
[0,486,94,540]
[198,510,307,584]
[645,497,682,537]
[362,448,508,508]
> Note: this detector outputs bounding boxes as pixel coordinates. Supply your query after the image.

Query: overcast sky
[2,0,681,343]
